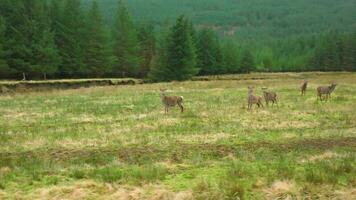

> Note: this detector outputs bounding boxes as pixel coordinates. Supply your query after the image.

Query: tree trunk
[22,72,26,81]
[43,73,47,80]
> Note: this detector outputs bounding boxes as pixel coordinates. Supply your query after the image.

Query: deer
[247,87,263,110]
[301,80,308,95]
[262,87,278,107]
[160,89,184,114]
[317,82,337,101]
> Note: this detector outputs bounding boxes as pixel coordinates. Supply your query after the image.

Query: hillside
[82,0,356,39]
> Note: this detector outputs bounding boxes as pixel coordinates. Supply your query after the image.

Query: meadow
[0,72,355,199]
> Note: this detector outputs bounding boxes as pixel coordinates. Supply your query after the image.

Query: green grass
[0,72,355,199]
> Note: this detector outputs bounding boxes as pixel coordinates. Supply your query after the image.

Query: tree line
[0,0,355,81]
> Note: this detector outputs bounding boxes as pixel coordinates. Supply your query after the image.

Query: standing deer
[160,89,184,114]
[301,80,308,95]
[262,87,278,107]
[317,82,337,101]
[247,87,263,110]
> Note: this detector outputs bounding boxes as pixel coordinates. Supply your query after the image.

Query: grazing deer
[301,80,308,95]
[262,87,278,107]
[247,87,263,110]
[317,82,337,101]
[160,89,184,114]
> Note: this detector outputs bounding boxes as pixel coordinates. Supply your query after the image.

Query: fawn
[247,87,263,110]
[317,82,337,101]
[262,87,278,107]
[301,80,308,95]
[160,89,184,114]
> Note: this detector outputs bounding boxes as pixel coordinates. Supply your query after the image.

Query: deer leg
[178,103,184,113]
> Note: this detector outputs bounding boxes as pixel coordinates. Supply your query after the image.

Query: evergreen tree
[148,22,170,81]
[137,23,156,78]
[150,15,198,81]
[113,0,141,77]
[350,28,356,70]
[84,1,111,77]
[31,0,60,79]
[240,50,255,73]
[221,41,240,73]
[197,28,223,75]
[1,0,34,80]
[56,0,85,77]
[0,16,12,77]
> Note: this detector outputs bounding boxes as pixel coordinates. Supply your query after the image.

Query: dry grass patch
[263,180,299,199]
[300,151,349,163]
[14,180,193,200]
[177,132,232,144]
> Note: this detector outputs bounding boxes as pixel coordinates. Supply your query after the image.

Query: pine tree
[221,41,240,73]
[113,0,141,77]
[240,50,255,73]
[56,0,85,77]
[137,23,156,78]
[151,15,198,81]
[31,0,60,79]
[197,28,223,75]
[148,22,170,81]
[84,1,111,77]
[0,16,12,77]
[351,28,356,71]
[1,0,35,80]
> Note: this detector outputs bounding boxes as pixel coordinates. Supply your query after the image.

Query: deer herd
[160,81,338,113]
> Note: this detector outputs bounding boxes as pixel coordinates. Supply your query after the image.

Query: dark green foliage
[310,31,356,71]
[221,41,240,73]
[0,0,355,79]
[0,0,59,79]
[150,16,199,81]
[240,50,255,73]
[31,0,60,79]
[112,0,141,77]
[137,23,156,78]
[197,28,223,75]
[55,0,86,77]
[0,17,12,77]
[84,1,112,77]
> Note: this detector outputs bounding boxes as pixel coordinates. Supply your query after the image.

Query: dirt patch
[0,79,141,94]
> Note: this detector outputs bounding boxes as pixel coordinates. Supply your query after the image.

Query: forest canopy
[0,0,355,80]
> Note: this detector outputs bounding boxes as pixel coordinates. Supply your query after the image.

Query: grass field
[0,72,355,199]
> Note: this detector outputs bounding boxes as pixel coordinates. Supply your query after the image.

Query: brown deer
[301,80,308,95]
[262,87,278,107]
[317,82,337,101]
[247,87,263,110]
[160,89,184,114]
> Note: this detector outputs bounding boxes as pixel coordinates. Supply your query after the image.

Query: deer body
[301,81,308,95]
[317,83,337,101]
[248,87,263,110]
[160,89,184,114]
[262,88,278,106]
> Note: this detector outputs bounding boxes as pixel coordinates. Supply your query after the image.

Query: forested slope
[82,0,356,40]
[0,0,355,80]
